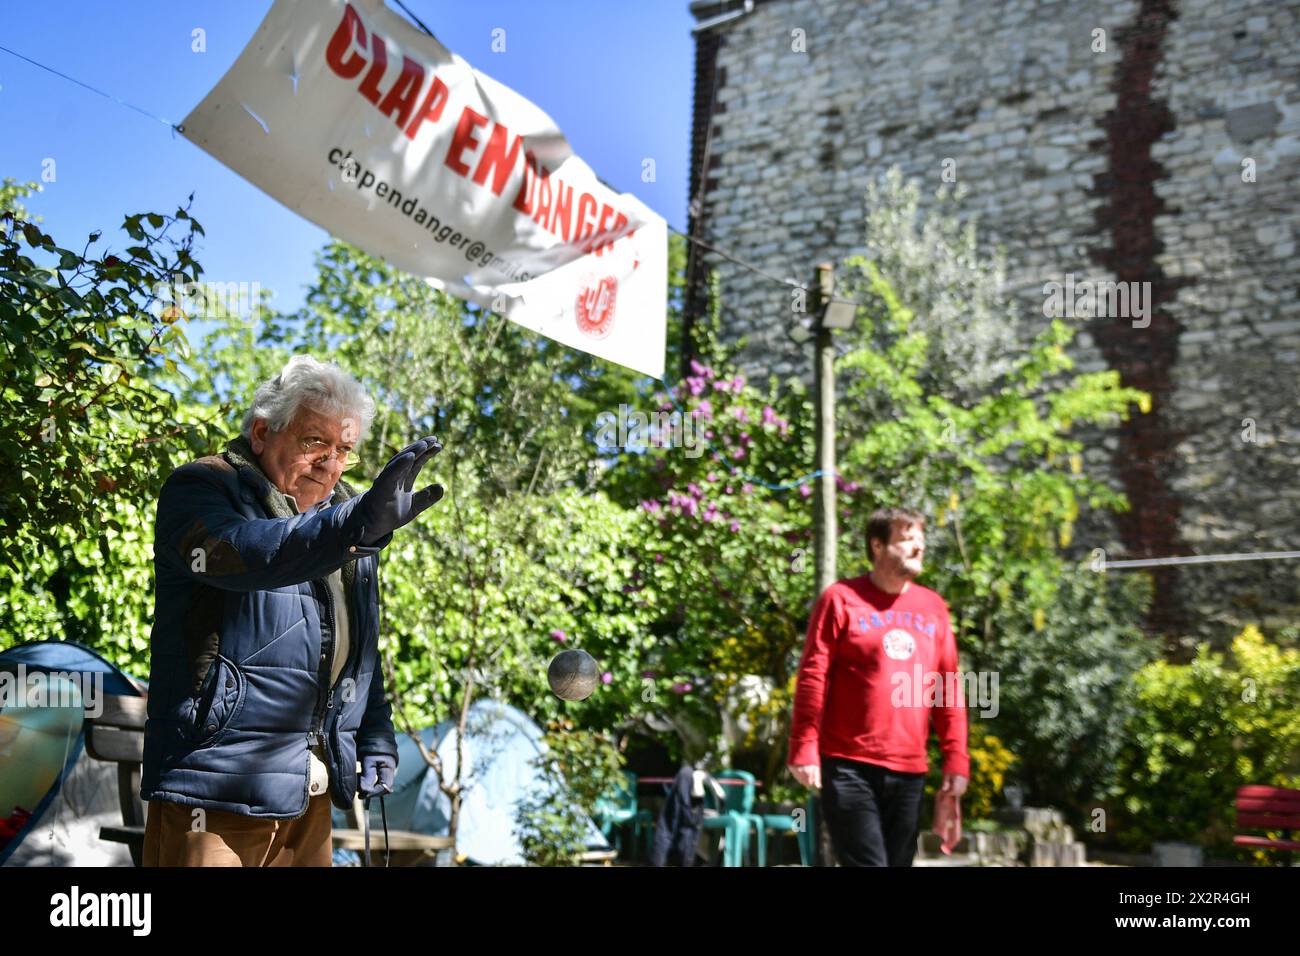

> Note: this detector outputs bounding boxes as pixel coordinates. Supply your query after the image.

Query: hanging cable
[391,0,438,40]
[0,43,183,134]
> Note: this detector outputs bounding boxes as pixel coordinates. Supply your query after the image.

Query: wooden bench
[85,692,454,866]
[1234,785,1300,859]
[83,693,150,865]
[331,794,454,866]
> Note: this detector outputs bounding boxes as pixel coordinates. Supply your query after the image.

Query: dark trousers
[820,755,926,867]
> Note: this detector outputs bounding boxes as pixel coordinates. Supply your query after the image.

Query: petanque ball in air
[548,649,600,701]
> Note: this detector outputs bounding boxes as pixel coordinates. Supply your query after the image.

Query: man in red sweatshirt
[787,506,969,866]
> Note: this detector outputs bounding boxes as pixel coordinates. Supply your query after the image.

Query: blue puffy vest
[141,436,398,818]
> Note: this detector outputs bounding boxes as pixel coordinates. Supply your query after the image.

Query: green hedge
[1111,625,1300,858]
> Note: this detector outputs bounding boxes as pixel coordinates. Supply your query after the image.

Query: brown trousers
[141,795,333,867]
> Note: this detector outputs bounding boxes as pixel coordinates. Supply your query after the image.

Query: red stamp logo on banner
[575,275,618,339]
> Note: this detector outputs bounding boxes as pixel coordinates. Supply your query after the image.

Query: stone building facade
[686,0,1299,641]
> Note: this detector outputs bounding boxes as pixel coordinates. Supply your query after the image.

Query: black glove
[354,436,444,545]
[358,754,396,798]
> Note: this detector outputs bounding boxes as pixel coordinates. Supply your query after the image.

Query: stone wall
[686,0,1299,641]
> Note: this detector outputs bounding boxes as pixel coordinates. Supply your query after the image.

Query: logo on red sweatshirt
[882,629,916,661]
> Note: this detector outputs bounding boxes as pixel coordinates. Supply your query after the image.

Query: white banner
[181,0,666,377]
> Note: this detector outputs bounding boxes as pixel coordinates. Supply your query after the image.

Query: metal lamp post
[796,263,856,599]
[789,263,857,868]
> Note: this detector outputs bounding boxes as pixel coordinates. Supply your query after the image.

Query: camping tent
[334,698,610,866]
[0,640,145,867]
[0,642,606,866]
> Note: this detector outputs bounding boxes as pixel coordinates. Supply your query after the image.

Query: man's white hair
[240,355,376,440]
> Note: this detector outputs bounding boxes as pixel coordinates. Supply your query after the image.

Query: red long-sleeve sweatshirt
[788,575,970,778]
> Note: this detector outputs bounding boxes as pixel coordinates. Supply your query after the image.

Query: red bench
[1234,785,1300,857]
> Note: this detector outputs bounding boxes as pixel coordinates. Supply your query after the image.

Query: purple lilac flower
[689,359,716,380]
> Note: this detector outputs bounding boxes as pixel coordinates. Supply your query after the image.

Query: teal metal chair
[760,792,817,866]
[593,770,654,860]
[701,769,765,866]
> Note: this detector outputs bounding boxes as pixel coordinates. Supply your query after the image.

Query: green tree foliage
[1112,625,1300,857]
[1,177,40,223]
[979,571,1156,821]
[598,304,816,780]
[0,184,229,665]
[837,258,1149,649]
[514,718,625,866]
[858,167,1020,399]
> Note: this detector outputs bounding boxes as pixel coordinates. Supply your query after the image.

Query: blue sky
[0,0,695,315]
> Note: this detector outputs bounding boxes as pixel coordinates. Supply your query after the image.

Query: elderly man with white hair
[140,355,443,866]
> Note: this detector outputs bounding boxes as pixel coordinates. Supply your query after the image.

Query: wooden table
[332,828,454,866]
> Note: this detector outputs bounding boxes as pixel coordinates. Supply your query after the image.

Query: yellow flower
[1033,608,1046,631]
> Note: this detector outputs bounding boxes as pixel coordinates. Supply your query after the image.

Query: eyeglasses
[298,437,360,470]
